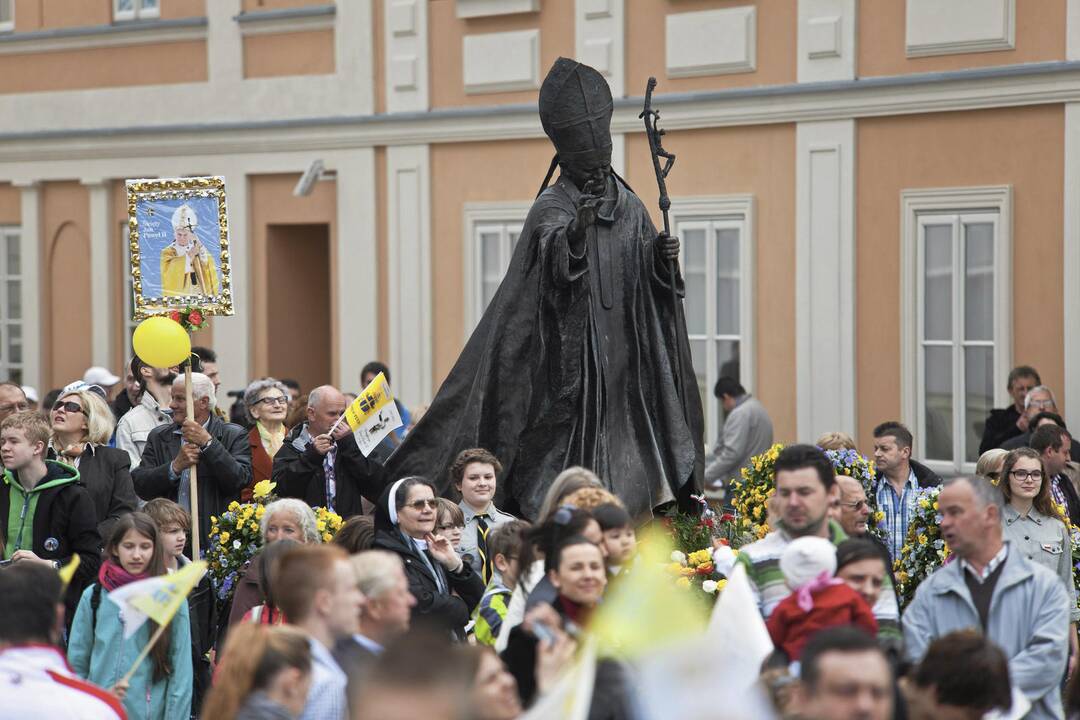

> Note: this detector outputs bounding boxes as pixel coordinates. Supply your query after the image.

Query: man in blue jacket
[904,475,1069,720]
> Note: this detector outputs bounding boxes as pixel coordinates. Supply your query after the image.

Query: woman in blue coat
[68,512,192,720]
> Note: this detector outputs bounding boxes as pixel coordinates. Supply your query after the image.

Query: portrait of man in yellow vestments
[160,203,220,297]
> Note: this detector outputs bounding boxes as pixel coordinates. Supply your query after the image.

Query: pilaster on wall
[207,167,250,398]
[82,179,112,370]
[385,0,429,112]
[1065,103,1080,427]
[207,0,243,85]
[795,120,856,442]
[575,0,624,98]
[386,145,432,404]
[11,181,40,391]
[334,148,378,390]
[798,0,857,83]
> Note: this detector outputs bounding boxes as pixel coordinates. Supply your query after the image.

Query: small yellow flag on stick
[57,555,81,589]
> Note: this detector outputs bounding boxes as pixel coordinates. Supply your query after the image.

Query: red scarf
[558,596,594,627]
[98,558,150,592]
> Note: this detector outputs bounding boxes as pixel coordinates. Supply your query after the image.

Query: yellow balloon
[132,316,191,368]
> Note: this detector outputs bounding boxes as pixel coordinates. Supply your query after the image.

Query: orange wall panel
[0,184,19,224]
[161,0,207,20]
[625,124,798,443]
[859,0,1066,78]
[242,0,332,11]
[627,0,797,96]
[0,40,208,94]
[248,173,337,382]
[42,181,91,390]
[428,0,573,108]
[855,105,1065,450]
[38,0,111,30]
[242,29,335,79]
[429,138,555,384]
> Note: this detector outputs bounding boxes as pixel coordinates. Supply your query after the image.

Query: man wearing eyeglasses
[0,383,29,471]
[273,385,386,519]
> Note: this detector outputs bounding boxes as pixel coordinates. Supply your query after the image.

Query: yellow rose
[322,532,333,543]
[252,479,277,499]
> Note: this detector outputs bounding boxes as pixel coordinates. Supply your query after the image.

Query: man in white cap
[161,203,219,297]
[82,367,120,398]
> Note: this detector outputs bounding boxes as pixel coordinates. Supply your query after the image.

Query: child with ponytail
[201,623,313,719]
[68,512,193,719]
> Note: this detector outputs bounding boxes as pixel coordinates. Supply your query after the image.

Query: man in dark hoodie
[0,410,100,626]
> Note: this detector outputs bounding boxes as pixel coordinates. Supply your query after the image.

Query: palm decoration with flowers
[662,496,751,605]
[893,486,946,609]
[206,479,344,601]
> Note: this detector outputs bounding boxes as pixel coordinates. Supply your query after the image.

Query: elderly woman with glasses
[228,498,321,627]
[49,384,138,541]
[373,476,485,640]
[1000,446,1080,673]
[242,379,292,503]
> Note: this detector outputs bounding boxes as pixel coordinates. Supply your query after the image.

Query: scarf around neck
[98,558,150,592]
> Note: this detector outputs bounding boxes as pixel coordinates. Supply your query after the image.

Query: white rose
[702,580,718,594]
[670,550,687,565]
[712,545,737,577]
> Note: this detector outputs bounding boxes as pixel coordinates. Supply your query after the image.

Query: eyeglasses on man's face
[839,500,868,511]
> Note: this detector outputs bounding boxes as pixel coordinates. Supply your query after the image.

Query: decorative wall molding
[11,181,40,391]
[81,179,112,368]
[576,0,624,98]
[235,4,335,36]
[456,0,539,19]
[385,0,428,112]
[665,6,756,79]
[0,16,206,55]
[386,145,433,403]
[1070,0,1080,61]
[906,0,1015,58]
[463,29,541,94]
[796,120,855,442]
[3,63,1080,166]
[798,0,856,82]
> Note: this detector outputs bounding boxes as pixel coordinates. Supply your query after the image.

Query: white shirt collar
[961,544,1008,583]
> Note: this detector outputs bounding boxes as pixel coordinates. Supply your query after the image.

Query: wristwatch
[51,560,61,570]
[200,437,213,451]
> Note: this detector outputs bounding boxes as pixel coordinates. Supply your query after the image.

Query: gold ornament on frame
[126,176,234,320]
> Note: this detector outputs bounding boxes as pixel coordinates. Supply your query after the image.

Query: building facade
[1,0,1078,478]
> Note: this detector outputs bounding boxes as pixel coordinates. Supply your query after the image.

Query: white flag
[342,372,403,457]
[521,636,597,720]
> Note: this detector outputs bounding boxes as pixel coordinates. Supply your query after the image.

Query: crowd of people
[1,357,1080,719]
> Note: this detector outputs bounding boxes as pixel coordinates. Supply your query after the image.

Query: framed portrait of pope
[126,176,234,319]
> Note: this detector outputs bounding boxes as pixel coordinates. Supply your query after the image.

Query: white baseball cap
[20,386,38,403]
[83,366,121,388]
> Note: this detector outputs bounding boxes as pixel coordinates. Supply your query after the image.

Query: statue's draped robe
[386,175,704,520]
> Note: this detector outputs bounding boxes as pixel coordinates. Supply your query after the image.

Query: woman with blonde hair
[816,432,856,452]
[49,383,138,540]
[201,623,312,720]
[976,447,1009,484]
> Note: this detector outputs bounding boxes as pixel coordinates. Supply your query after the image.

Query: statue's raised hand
[657,231,680,261]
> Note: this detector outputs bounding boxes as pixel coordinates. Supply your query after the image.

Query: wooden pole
[120,619,170,685]
[186,363,201,560]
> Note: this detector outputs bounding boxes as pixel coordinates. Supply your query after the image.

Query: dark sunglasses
[407,498,438,511]
[52,401,84,414]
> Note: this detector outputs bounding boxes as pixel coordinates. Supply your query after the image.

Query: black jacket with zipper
[0,460,101,626]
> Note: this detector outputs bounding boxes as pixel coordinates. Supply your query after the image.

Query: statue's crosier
[387,58,704,521]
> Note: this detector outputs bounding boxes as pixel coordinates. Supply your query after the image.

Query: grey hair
[350,550,405,601]
[260,498,321,544]
[943,475,1005,513]
[1024,385,1057,410]
[243,378,291,422]
[173,372,216,410]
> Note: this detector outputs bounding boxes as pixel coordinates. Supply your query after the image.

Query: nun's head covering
[373,476,434,533]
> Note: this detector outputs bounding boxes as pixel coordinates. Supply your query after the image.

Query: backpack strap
[90,583,102,632]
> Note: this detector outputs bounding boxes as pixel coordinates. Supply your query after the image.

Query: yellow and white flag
[343,372,403,457]
[107,560,206,639]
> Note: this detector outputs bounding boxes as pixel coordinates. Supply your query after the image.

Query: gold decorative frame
[126,176,234,320]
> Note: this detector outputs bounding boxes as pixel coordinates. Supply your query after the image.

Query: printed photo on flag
[342,372,403,457]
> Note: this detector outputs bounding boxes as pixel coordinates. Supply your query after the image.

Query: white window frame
[0,225,22,383]
[462,202,531,334]
[0,0,14,33]
[901,185,1012,477]
[669,195,756,449]
[113,0,159,22]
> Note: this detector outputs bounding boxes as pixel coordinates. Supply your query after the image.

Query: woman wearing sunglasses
[373,476,485,640]
[50,385,138,542]
[999,447,1080,674]
[241,378,292,502]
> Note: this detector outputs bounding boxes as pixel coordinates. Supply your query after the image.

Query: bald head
[836,475,869,536]
[306,385,347,436]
